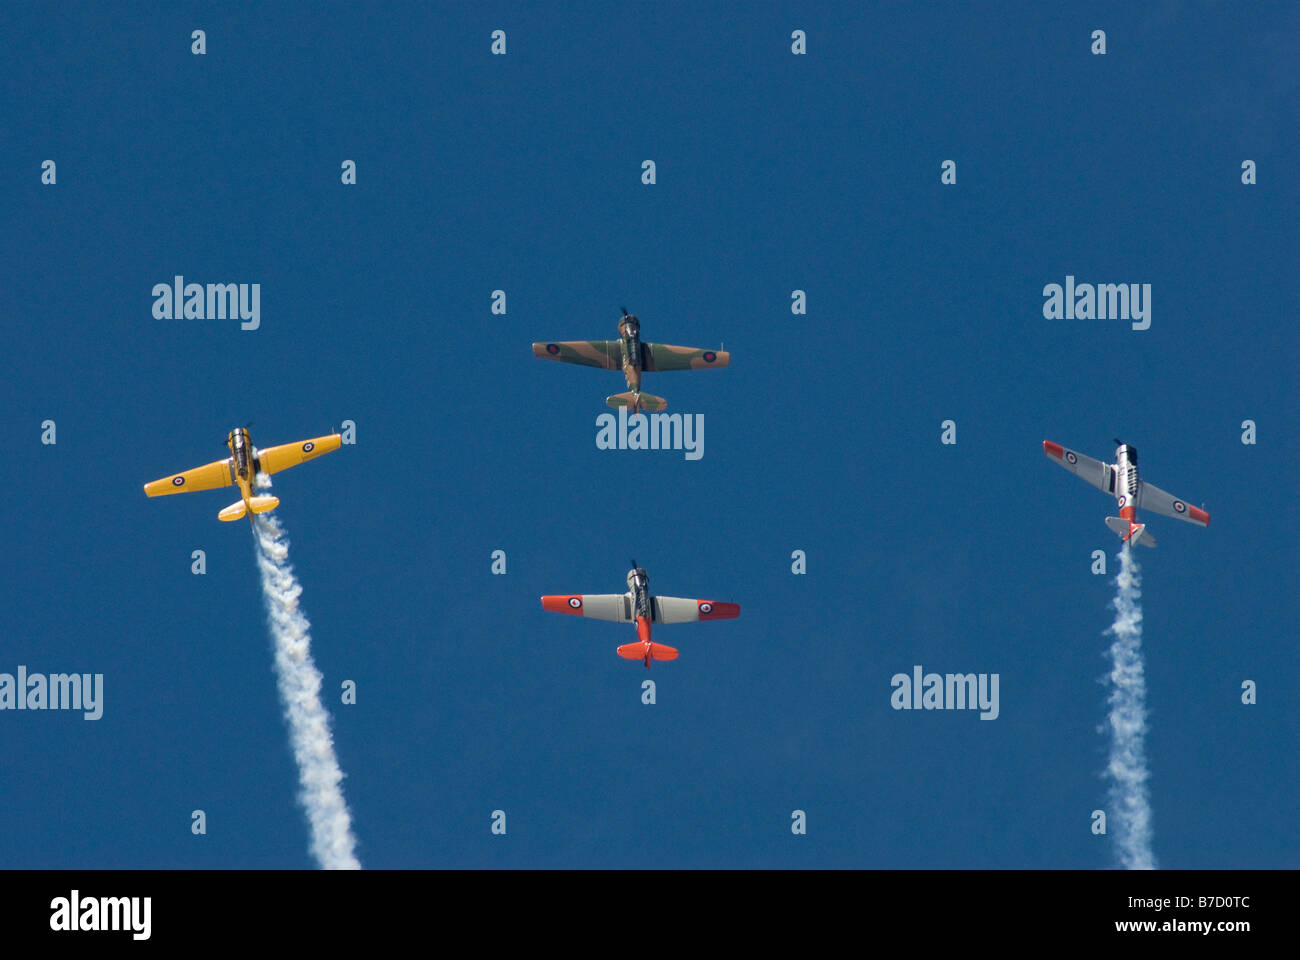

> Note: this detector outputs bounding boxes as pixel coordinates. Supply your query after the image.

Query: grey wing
[574,594,632,622]
[1043,441,1116,495]
[651,596,741,623]
[651,596,701,624]
[1137,481,1210,527]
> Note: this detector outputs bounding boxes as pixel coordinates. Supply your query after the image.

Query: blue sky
[1,2,1295,868]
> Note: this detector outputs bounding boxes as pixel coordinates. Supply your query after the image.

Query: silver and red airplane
[541,561,740,667]
[1043,439,1209,547]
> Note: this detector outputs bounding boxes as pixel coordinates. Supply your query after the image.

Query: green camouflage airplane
[532,309,730,413]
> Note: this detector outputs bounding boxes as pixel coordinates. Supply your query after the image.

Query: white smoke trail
[1102,543,1156,870]
[251,477,360,869]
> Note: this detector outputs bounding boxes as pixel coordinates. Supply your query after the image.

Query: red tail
[616,641,679,667]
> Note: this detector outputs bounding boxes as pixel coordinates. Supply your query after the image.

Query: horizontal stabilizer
[616,642,679,662]
[219,500,248,522]
[1105,516,1157,548]
[605,391,668,412]
[219,496,279,522]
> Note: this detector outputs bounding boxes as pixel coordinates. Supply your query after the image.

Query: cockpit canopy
[228,428,253,478]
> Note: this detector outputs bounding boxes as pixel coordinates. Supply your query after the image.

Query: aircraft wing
[651,596,741,624]
[256,434,342,475]
[532,341,621,370]
[540,593,631,622]
[643,343,730,372]
[1042,441,1116,495]
[143,458,234,497]
[1137,480,1210,527]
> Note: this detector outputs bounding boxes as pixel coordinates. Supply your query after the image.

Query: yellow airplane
[144,426,341,522]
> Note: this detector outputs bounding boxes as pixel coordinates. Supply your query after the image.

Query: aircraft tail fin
[1105,517,1157,547]
[616,642,679,665]
[219,496,279,522]
[605,391,668,413]
[219,500,248,522]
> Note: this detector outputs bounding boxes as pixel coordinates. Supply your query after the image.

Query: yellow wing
[256,434,342,475]
[144,458,234,497]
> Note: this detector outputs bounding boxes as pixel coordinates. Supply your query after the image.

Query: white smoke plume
[251,476,360,869]
[1102,543,1156,870]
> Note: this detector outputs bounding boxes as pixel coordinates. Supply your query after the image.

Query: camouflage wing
[532,341,621,370]
[643,344,730,372]
[143,458,234,497]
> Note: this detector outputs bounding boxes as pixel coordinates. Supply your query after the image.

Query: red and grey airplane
[1043,439,1209,547]
[541,561,740,667]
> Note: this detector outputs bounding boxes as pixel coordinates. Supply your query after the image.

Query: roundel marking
[173,476,186,487]
[699,602,713,613]
[302,441,315,453]
[702,351,716,363]
[1173,500,1186,513]
[1117,495,1127,507]
[546,343,561,355]
[568,597,582,609]
[1065,451,1077,464]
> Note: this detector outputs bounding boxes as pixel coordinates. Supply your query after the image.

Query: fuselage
[618,315,643,395]
[1115,443,1141,536]
[227,427,259,511]
[626,566,654,663]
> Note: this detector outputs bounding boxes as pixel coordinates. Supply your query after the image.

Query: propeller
[224,421,254,447]
[620,306,630,318]
[1113,437,1123,446]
